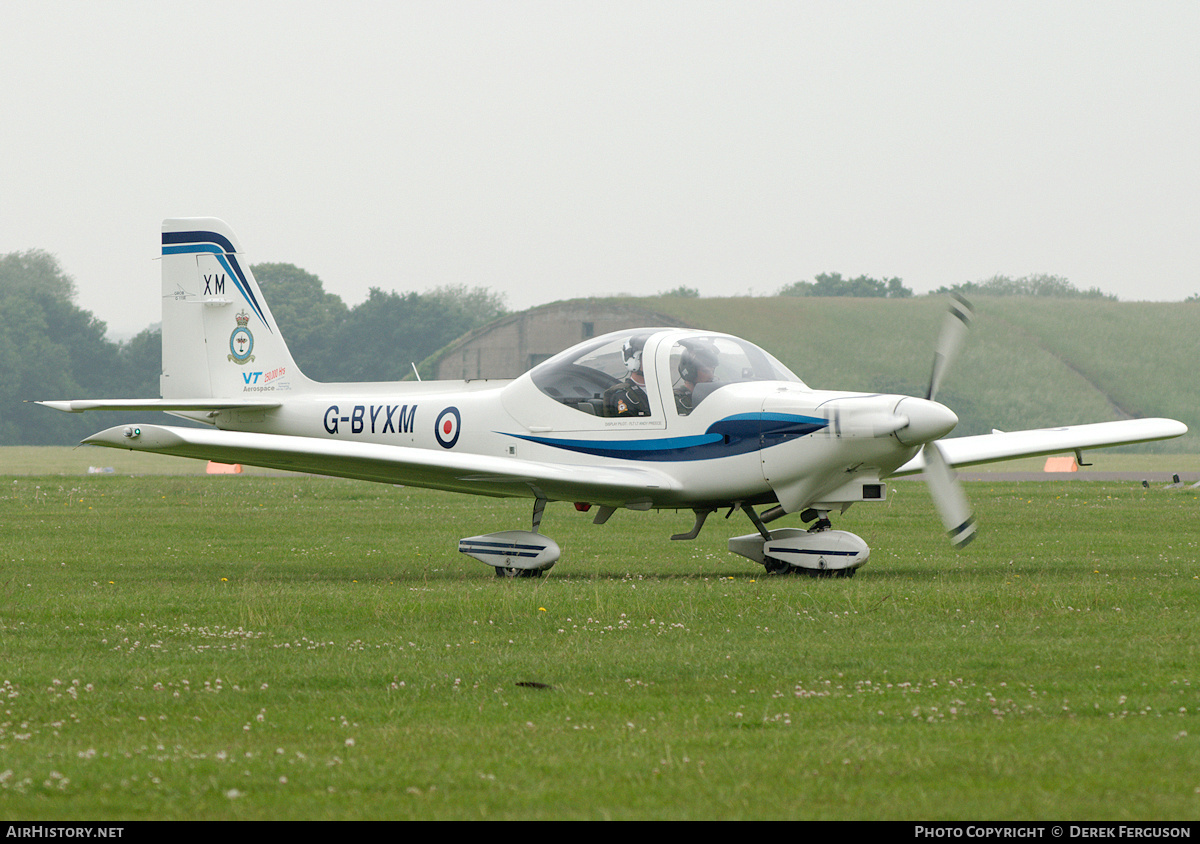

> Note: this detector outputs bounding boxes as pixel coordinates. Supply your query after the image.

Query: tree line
[778,272,913,298]
[776,272,1114,300]
[0,250,506,445]
[932,273,1116,300]
[250,263,507,382]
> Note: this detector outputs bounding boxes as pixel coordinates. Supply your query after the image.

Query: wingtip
[82,424,186,450]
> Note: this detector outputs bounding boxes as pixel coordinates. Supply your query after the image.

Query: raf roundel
[435,406,461,449]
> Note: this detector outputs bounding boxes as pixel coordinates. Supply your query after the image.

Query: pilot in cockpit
[602,334,652,417]
[674,340,718,415]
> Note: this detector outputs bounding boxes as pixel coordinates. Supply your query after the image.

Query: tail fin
[160,218,311,399]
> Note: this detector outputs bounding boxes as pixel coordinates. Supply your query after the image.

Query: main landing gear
[723,505,871,578]
[458,497,560,578]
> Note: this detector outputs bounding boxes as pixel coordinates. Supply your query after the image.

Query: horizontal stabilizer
[36,398,282,413]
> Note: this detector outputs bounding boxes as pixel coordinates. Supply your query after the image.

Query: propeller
[922,435,977,547]
[766,293,977,548]
[921,293,976,548]
[927,293,973,403]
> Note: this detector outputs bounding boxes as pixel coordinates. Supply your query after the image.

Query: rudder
[160,218,309,399]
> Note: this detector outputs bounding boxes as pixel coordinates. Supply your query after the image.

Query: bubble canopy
[529,329,808,417]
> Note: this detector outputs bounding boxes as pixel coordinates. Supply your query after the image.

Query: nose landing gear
[727,506,870,577]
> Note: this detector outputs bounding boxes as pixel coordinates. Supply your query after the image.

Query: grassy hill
[629,295,1199,452]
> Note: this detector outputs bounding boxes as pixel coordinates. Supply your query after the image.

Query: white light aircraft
[40,219,1187,577]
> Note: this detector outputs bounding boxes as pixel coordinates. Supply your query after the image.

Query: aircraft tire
[765,560,856,578]
[801,566,855,579]
[495,566,543,578]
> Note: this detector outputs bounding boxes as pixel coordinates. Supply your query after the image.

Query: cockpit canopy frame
[527,328,808,421]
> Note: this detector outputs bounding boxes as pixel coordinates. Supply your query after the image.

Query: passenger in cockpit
[674,340,718,415]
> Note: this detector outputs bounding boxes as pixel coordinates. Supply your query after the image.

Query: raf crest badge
[228,311,255,364]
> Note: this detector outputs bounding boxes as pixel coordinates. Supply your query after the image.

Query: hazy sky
[3,0,1197,337]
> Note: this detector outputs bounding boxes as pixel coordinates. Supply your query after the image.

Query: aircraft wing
[81,424,681,504]
[889,418,1188,477]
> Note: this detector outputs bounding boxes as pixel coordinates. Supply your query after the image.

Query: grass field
[2,462,1198,820]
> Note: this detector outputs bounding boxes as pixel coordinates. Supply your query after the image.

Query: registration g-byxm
[39,219,1187,577]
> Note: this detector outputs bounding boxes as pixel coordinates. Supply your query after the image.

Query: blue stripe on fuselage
[505,412,826,462]
[162,231,271,331]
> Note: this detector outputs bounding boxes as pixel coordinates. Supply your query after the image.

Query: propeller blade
[926,293,974,402]
[922,441,976,548]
